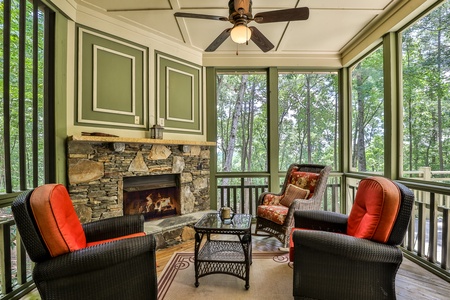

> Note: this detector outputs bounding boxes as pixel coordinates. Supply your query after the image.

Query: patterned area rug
[157,252,292,300]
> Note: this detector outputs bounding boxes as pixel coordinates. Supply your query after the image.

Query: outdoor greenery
[0,0,45,195]
[402,1,450,181]
[216,2,450,183]
[351,47,384,173]
[216,71,338,176]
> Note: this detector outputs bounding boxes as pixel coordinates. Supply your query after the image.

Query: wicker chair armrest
[293,230,403,263]
[34,234,156,281]
[283,198,321,228]
[82,214,144,242]
[294,210,348,233]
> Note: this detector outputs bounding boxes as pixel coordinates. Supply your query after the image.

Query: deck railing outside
[217,177,450,282]
[0,217,35,300]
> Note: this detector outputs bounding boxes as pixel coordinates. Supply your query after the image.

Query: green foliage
[278,73,338,170]
[216,73,268,172]
[0,0,46,194]
[216,71,339,173]
[351,47,384,173]
[402,1,450,175]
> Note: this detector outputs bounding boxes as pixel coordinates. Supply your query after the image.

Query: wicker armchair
[292,177,414,300]
[12,184,157,300]
[255,163,331,247]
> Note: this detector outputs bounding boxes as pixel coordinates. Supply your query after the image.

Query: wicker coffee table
[194,212,252,289]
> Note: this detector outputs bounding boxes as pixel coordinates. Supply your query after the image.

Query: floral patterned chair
[254,163,331,247]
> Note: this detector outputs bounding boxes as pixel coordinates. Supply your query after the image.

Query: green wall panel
[77,26,148,129]
[97,49,133,112]
[168,70,193,120]
[157,52,202,134]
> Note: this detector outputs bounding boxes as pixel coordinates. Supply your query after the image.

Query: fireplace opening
[123,174,180,220]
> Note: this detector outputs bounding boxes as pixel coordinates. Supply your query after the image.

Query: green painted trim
[339,67,349,213]
[54,13,68,185]
[383,32,399,180]
[206,67,218,210]
[268,67,280,192]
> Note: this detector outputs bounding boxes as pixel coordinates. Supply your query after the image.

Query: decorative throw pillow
[280,184,310,207]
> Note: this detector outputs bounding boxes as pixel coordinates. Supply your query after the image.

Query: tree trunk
[224,75,248,172]
[356,72,367,171]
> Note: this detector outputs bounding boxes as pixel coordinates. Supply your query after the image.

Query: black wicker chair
[255,163,331,247]
[12,184,157,300]
[292,177,414,300]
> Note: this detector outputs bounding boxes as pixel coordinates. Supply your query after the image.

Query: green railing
[217,177,450,282]
[0,218,35,300]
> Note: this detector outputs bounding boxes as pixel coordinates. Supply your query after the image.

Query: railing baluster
[232,186,238,213]
[442,208,449,270]
[16,231,27,285]
[220,186,225,208]
[417,202,426,257]
[323,189,328,211]
[407,205,416,252]
[428,193,437,263]
[248,186,251,216]
[0,221,13,294]
[240,178,245,214]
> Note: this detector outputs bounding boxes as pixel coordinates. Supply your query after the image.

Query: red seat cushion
[257,205,289,225]
[289,228,303,262]
[347,177,401,243]
[30,184,87,257]
[87,232,146,247]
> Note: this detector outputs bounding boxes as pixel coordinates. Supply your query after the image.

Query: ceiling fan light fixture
[230,24,251,44]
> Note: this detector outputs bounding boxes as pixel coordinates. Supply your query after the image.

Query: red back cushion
[347,177,401,243]
[288,171,320,198]
[30,184,87,257]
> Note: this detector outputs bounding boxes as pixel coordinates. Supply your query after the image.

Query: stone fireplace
[66,136,213,223]
[123,174,180,220]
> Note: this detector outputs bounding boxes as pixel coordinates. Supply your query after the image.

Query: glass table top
[194,213,252,230]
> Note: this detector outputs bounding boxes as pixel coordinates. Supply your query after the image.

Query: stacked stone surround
[67,140,211,224]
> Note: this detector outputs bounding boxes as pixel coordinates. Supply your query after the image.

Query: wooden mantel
[68,135,216,146]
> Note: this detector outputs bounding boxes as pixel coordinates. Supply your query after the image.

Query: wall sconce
[179,145,191,153]
[150,124,164,139]
[230,24,252,44]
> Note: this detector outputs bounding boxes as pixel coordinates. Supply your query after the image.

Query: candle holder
[150,124,164,139]
[219,207,234,225]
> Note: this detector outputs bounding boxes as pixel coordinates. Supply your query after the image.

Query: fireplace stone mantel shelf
[68,135,216,147]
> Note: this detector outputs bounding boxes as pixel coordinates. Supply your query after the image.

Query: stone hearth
[67,138,212,224]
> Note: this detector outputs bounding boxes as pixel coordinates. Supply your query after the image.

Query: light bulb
[230,25,252,44]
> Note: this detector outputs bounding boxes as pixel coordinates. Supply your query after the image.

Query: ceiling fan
[175,0,309,52]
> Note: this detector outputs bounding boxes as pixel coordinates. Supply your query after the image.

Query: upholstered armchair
[291,177,414,300]
[255,163,331,247]
[12,184,158,300]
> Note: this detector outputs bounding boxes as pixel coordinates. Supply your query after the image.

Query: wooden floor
[21,233,449,300]
[156,234,450,300]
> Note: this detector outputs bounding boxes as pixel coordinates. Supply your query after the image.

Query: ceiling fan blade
[205,28,232,52]
[254,7,309,23]
[174,12,228,22]
[249,26,274,52]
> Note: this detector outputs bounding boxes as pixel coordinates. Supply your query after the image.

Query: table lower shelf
[195,239,251,289]
[197,240,247,262]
